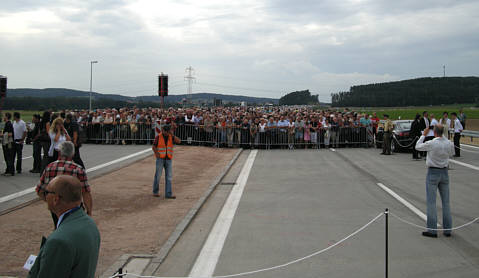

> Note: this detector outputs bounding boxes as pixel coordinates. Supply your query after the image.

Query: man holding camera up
[152,125,181,198]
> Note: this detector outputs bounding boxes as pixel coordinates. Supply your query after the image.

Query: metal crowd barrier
[80,123,155,145]
[80,123,372,148]
[462,130,479,142]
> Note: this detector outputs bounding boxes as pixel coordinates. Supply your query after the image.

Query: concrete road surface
[153,147,479,278]
[0,143,152,213]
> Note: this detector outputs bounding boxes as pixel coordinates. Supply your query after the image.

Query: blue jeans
[426,168,452,234]
[152,158,173,197]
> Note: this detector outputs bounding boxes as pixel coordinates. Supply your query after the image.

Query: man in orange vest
[152,125,181,198]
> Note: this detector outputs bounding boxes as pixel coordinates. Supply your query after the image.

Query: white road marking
[0,148,152,204]
[0,187,36,204]
[449,159,479,171]
[1,156,32,164]
[85,148,151,173]
[376,182,434,225]
[462,144,479,150]
[189,150,258,278]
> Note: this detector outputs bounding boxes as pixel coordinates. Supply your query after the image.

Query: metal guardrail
[462,130,479,142]
[78,123,373,149]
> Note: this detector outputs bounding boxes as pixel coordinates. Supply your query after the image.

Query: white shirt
[13,119,27,140]
[259,123,266,132]
[415,135,454,168]
[427,118,438,137]
[48,131,67,157]
[423,117,429,129]
[453,118,463,133]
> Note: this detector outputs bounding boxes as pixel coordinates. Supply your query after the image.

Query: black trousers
[40,141,51,174]
[13,143,24,172]
[383,132,391,154]
[73,146,85,168]
[412,137,420,159]
[454,133,461,157]
[2,144,15,174]
[32,141,42,171]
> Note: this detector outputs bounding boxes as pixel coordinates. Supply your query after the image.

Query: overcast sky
[1,0,478,101]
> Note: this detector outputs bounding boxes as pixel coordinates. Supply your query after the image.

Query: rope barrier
[107,211,479,278]
[392,135,479,154]
[390,212,479,231]
[392,136,419,148]
[454,145,479,154]
[108,213,384,278]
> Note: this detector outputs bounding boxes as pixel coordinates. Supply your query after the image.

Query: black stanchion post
[385,208,389,278]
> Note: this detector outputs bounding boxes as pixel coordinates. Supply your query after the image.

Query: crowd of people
[29,106,381,149]
[0,106,469,176]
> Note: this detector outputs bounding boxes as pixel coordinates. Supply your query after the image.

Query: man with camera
[152,125,181,198]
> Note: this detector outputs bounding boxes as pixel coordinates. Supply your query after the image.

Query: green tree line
[1,97,165,110]
[331,77,479,107]
[279,90,319,105]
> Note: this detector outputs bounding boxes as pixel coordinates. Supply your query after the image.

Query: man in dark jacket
[30,114,42,173]
[418,111,430,157]
[410,113,422,160]
[64,114,85,168]
[2,112,15,176]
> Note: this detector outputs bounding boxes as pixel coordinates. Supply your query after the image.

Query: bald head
[49,175,82,204]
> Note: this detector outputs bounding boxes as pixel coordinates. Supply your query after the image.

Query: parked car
[376,120,413,152]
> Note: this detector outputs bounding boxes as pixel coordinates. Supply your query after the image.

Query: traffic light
[0,76,6,98]
[158,74,168,97]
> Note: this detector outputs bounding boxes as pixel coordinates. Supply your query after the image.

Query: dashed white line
[376,182,430,223]
[449,159,479,171]
[189,150,258,278]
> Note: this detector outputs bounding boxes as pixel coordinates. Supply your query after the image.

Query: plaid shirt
[36,159,90,192]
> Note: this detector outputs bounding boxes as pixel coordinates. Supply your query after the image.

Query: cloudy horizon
[1,0,478,102]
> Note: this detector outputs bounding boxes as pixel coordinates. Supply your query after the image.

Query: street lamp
[89,60,98,112]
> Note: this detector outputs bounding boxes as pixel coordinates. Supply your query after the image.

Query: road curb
[101,148,243,278]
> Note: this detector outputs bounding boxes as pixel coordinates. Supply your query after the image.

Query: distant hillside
[7,88,278,105]
[331,76,479,107]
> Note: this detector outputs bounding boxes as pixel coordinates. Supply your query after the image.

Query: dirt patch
[0,146,237,277]
[460,119,479,146]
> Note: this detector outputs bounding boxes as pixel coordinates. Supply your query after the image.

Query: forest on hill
[331,77,479,107]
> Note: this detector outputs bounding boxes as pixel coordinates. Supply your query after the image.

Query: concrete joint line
[132,148,244,277]
[188,150,258,278]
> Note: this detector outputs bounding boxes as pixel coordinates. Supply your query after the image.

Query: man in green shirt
[28,175,100,278]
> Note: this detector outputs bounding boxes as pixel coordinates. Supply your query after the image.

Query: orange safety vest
[156,133,174,159]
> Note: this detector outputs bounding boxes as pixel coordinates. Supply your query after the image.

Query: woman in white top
[48,117,71,163]
[323,118,331,148]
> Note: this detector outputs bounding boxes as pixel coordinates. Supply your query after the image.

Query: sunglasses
[43,189,56,199]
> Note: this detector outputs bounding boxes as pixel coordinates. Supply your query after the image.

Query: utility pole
[89,60,98,112]
[184,66,195,105]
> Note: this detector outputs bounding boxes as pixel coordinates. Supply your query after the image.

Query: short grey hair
[58,141,75,158]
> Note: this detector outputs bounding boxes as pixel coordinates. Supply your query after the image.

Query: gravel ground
[0,145,237,277]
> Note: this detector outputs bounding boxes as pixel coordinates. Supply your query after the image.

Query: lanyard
[56,206,81,229]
